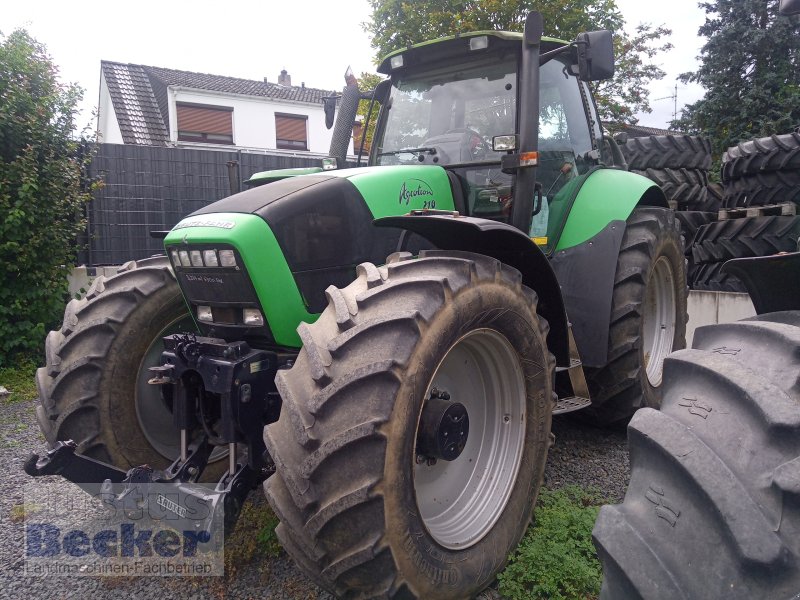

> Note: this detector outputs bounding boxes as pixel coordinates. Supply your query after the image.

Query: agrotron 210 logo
[398,179,435,206]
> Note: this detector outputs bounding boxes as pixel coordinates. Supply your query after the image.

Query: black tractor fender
[375,214,570,367]
[722,251,800,314]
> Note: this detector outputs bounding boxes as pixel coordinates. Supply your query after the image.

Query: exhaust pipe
[328,67,360,166]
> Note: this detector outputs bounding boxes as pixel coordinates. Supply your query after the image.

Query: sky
[2,0,709,131]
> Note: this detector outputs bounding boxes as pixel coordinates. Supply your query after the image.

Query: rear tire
[583,208,687,424]
[264,250,554,599]
[593,313,800,599]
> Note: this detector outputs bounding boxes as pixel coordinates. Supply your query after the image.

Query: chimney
[263,77,268,83]
[278,69,291,86]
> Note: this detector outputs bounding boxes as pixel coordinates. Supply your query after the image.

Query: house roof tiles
[142,64,334,103]
[101,61,336,146]
[103,62,169,145]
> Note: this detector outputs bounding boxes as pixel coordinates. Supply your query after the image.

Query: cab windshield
[374,58,517,167]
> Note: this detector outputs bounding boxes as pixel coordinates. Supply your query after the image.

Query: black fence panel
[82,144,322,265]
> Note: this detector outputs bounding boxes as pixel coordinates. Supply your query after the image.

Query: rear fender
[375,214,570,366]
[554,168,667,252]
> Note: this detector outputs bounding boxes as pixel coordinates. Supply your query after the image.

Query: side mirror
[780,0,800,15]
[323,96,338,130]
[374,79,392,105]
[575,30,614,82]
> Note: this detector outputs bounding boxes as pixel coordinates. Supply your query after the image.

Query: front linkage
[26,333,291,535]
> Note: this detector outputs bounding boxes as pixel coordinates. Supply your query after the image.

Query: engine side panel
[331,164,457,217]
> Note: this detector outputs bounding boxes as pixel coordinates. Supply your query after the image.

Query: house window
[275,114,308,150]
[177,103,233,144]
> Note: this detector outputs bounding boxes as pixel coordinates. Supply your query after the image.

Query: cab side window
[537,59,594,202]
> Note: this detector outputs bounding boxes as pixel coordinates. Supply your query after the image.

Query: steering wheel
[445,128,492,160]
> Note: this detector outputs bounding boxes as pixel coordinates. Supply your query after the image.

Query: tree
[674,0,800,157]
[363,0,673,124]
[354,71,384,154]
[0,30,92,365]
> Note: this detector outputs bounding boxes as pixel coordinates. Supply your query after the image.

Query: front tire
[264,250,555,599]
[36,257,225,477]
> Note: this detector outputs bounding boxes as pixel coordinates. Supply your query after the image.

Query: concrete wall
[68,266,121,298]
[685,290,756,346]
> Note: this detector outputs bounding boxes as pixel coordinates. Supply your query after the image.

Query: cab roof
[377,31,569,74]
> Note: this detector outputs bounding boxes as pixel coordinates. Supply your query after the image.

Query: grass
[0,358,38,403]
[498,486,606,600]
[9,502,43,523]
[223,498,282,576]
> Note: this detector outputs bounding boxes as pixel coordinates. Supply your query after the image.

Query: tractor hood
[172,166,457,323]
[191,165,456,221]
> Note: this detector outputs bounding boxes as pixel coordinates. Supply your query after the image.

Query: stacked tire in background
[623,134,715,211]
[690,216,800,291]
[721,132,800,208]
[621,132,800,292]
[691,132,800,291]
[621,134,718,288]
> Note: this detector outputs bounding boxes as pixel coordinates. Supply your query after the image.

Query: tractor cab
[371,32,607,238]
[330,26,617,256]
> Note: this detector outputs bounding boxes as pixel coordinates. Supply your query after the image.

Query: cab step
[553,325,592,415]
[554,396,592,414]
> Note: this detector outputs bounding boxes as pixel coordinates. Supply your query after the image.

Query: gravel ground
[0,400,629,599]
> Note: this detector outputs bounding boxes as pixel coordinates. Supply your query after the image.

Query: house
[616,124,676,138]
[98,61,351,155]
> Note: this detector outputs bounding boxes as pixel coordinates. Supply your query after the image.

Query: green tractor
[26,12,686,599]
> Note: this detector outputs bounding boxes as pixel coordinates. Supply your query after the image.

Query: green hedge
[0,30,92,366]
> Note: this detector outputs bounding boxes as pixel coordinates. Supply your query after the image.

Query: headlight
[190,250,203,267]
[169,250,181,268]
[242,308,264,326]
[178,250,191,267]
[196,305,213,323]
[203,250,219,267]
[219,249,237,268]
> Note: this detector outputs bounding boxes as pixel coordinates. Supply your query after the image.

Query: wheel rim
[134,314,227,462]
[414,329,527,550]
[643,255,677,387]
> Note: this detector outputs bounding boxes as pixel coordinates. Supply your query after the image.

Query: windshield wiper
[377,147,437,157]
